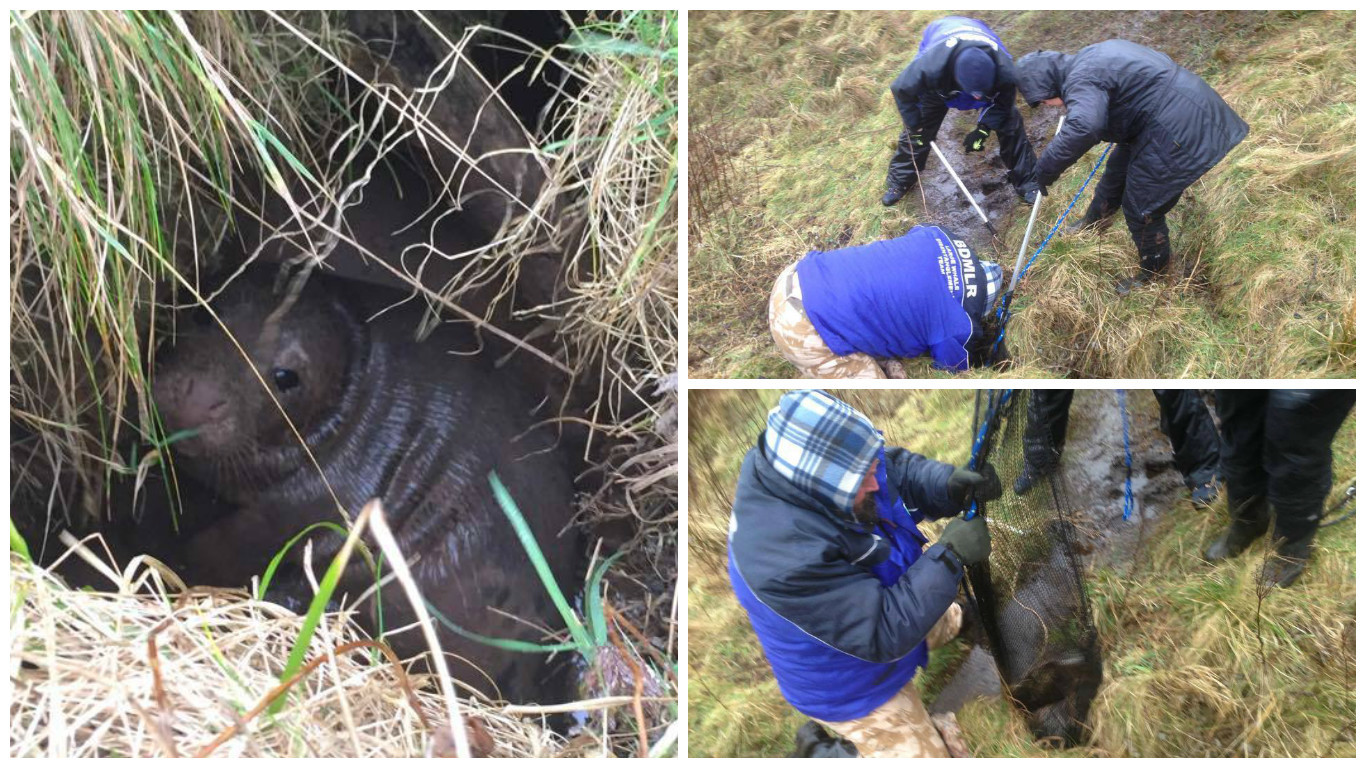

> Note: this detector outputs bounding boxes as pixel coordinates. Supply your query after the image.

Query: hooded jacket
[889,17,1037,189]
[727,391,965,722]
[891,17,1020,132]
[1017,40,1249,216]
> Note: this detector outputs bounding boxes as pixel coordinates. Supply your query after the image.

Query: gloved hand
[963,126,991,153]
[938,515,991,567]
[1017,179,1046,204]
[908,132,926,149]
[948,463,1003,510]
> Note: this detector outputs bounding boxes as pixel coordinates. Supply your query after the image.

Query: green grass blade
[423,599,580,653]
[11,520,32,563]
[487,471,595,658]
[253,521,349,600]
[585,551,624,647]
[267,527,357,716]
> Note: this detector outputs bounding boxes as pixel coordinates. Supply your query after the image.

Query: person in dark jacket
[1205,390,1354,588]
[882,16,1040,206]
[768,225,1008,377]
[728,389,1001,757]
[1014,390,1221,507]
[1017,41,1248,293]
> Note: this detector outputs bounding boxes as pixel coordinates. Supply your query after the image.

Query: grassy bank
[687,390,1356,756]
[688,11,1355,378]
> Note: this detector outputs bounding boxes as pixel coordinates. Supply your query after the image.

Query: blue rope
[1117,389,1134,521]
[966,389,1013,520]
[988,143,1115,358]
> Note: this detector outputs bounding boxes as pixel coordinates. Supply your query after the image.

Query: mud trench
[895,105,1068,267]
[930,390,1188,722]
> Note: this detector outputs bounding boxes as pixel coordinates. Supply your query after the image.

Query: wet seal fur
[152,272,580,702]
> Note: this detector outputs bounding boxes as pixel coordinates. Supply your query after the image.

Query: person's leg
[1066,143,1130,233]
[884,129,920,204]
[1206,391,1271,560]
[768,264,886,379]
[883,96,945,205]
[924,601,963,651]
[994,106,1037,193]
[1016,390,1075,494]
[916,95,948,159]
[1117,189,1182,293]
[1260,390,1355,586]
[816,681,950,758]
[1152,389,1221,506]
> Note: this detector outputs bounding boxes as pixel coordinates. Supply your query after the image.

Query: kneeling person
[769,225,1006,378]
[729,390,1001,757]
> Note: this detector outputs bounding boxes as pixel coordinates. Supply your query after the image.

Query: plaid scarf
[763,390,884,520]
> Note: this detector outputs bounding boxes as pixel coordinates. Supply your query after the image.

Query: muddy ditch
[930,389,1189,718]
[891,105,1068,268]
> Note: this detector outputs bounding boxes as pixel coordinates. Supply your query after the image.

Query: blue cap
[953,47,996,99]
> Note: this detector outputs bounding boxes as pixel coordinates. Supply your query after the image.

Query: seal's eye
[271,367,301,392]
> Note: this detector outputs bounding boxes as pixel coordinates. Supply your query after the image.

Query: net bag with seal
[964,389,1103,747]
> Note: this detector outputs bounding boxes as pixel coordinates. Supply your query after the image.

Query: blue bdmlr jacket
[727,438,965,722]
[795,225,989,371]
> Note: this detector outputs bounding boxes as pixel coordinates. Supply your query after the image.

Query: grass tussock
[10,9,676,758]
[688,10,1355,378]
[687,390,1355,757]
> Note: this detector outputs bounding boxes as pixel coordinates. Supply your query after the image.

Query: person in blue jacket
[882,16,1040,206]
[728,389,1000,757]
[768,224,1007,378]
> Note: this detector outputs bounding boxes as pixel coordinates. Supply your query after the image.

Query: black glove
[948,463,1003,510]
[908,132,926,149]
[1017,179,1046,204]
[938,515,991,567]
[963,126,991,153]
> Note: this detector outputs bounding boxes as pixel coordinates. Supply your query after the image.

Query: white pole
[929,140,997,236]
[1008,114,1067,293]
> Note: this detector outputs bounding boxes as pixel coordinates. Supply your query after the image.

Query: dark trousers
[1152,390,1219,488]
[1021,390,1075,476]
[886,97,1032,191]
[1022,390,1219,488]
[1085,143,1183,273]
[1215,390,1354,542]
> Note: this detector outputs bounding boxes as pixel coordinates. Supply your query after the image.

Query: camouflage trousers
[815,603,963,758]
[768,262,886,379]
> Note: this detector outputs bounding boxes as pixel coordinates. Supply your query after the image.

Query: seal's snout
[177,377,230,426]
[153,366,235,445]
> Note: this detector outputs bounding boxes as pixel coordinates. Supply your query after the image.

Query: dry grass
[688,10,1355,378]
[9,541,613,758]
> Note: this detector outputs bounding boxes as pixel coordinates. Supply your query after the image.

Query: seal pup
[153,272,581,702]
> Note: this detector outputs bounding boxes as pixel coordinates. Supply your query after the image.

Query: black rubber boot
[1117,243,1172,295]
[1204,497,1270,561]
[882,180,913,207]
[1262,532,1314,588]
[1013,465,1052,495]
[1189,479,1220,509]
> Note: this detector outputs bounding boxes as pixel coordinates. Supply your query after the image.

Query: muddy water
[930,390,1188,718]
[901,106,1067,266]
